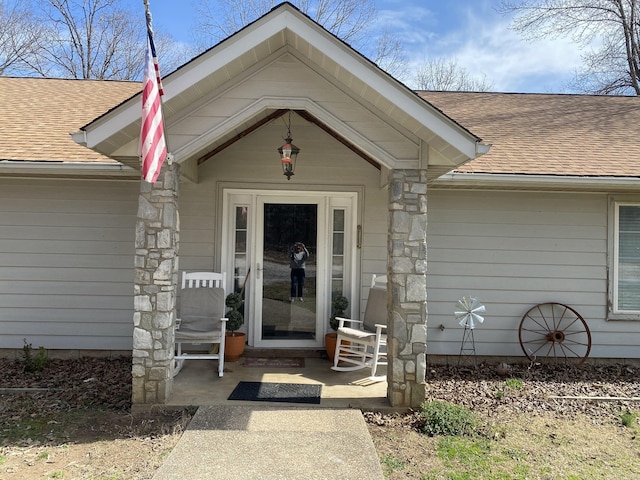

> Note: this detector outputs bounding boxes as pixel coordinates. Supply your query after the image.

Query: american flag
[140,6,166,184]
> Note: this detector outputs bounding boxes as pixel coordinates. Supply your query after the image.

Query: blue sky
[144,0,585,93]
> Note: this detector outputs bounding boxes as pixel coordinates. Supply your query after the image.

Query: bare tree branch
[498,0,640,95]
[412,58,495,92]
[193,0,405,77]
[372,29,409,79]
[0,0,47,75]
[1,0,189,80]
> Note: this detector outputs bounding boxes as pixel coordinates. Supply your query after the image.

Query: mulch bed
[0,357,132,418]
[2,356,639,423]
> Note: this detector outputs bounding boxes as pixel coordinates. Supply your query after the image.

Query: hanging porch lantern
[277,111,300,180]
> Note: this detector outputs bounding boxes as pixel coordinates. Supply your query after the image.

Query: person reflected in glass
[289,242,309,302]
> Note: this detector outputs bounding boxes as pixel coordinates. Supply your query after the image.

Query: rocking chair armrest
[336,317,362,328]
[175,316,228,331]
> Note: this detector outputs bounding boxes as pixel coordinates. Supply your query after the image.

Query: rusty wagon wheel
[518,302,591,365]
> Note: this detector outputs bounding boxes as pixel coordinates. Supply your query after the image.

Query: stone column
[131,162,180,408]
[387,169,428,408]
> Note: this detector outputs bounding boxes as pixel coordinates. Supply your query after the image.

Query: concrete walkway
[153,405,384,480]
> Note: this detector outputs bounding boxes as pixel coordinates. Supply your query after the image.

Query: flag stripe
[140,22,166,184]
[148,29,164,96]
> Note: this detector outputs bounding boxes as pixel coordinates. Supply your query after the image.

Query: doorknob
[256,263,262,279]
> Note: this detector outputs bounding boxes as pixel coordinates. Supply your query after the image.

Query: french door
[222,190,357,348]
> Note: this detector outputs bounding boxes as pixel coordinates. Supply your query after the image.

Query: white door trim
[221,188,358,349]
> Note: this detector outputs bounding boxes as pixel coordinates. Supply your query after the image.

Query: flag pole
[142,0,173,167]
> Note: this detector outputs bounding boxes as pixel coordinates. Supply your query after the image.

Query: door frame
[220,188,359,348]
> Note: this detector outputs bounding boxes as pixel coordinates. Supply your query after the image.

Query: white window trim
[608,196,640,321]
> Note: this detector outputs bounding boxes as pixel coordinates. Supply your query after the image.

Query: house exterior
[1,3,640,408]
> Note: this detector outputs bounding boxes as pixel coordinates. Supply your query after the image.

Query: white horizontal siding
[178,180,216,272]
[426,189,640,359]
[0,178,138,351]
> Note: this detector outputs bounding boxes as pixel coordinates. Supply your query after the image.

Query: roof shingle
[0,77,140,163]
[420,91,640,177]
[2,77,639,178]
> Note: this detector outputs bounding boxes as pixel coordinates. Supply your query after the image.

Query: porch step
[242,347,325,358]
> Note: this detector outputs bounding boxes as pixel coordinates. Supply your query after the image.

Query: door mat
[242,357,305,368]
[227,381,322,404]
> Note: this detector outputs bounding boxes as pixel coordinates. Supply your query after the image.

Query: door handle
[256,262,262,280]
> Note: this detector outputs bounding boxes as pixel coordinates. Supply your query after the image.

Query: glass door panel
[223,190,357,349]
[260,203,318,341]
[233,206,249,294]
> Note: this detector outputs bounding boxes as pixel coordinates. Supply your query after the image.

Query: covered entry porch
[167,349,389,410]
[74,4,487,409]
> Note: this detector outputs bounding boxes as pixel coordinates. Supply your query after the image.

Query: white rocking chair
[331,274,388,381]
[174,272,227,377]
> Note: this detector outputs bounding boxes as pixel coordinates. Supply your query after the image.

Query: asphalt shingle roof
[1,76,639,178]
[0,76,140,163]
[420,91,640,177]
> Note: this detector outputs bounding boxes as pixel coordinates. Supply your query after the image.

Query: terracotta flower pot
[325,332,338,361]
[225,332,246,362]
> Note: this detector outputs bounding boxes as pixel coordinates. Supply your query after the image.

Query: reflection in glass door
[260,203,317,340]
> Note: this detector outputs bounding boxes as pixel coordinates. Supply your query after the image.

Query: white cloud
[374,5,438,46]
[376,0,586,93]
[445,11,585,92]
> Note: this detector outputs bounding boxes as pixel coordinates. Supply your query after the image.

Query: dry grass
[366,361,640,479]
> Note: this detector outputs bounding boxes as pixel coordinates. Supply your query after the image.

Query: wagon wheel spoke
[518,302,591,365]
[520,339,555,359]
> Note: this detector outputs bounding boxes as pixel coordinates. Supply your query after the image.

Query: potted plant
[325,294,349,361]
[224,292,246,361]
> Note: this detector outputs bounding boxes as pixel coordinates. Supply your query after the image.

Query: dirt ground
[366,362,640,479]
[0,357,191,479]
[1,357,639,479]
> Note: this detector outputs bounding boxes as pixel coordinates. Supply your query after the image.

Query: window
[612,202,640,317]
[331,208,345,298]
[233,205,249,294]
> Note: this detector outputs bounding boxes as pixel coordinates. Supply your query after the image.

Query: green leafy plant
[621,410,638,428]
[22,339,48,373]
[381,453,406,473]
[36,451,50,461]
[495,377,524,400]
[420,400,479,437]
[505,377,524,390]
[329,294,349,331]
[225,292,244,334]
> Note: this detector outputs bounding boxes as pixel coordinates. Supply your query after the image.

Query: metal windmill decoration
[454,296,486,367]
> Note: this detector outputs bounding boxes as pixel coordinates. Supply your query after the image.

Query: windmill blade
[454,296,486,329]
[459,313,474,329]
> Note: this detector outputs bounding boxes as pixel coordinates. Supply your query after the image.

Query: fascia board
[78,10,294,149]
[276,11,482,159]
[433,172,640,190]
[0,161,138,178]
[79,6,482,163]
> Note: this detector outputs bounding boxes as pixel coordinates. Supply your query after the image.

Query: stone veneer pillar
[131,163,180,408]
[387,169,428,408]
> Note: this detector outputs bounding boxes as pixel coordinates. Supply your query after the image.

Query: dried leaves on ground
[365,362,640,479]
[0,357,192,480]
[1,357,640,479]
